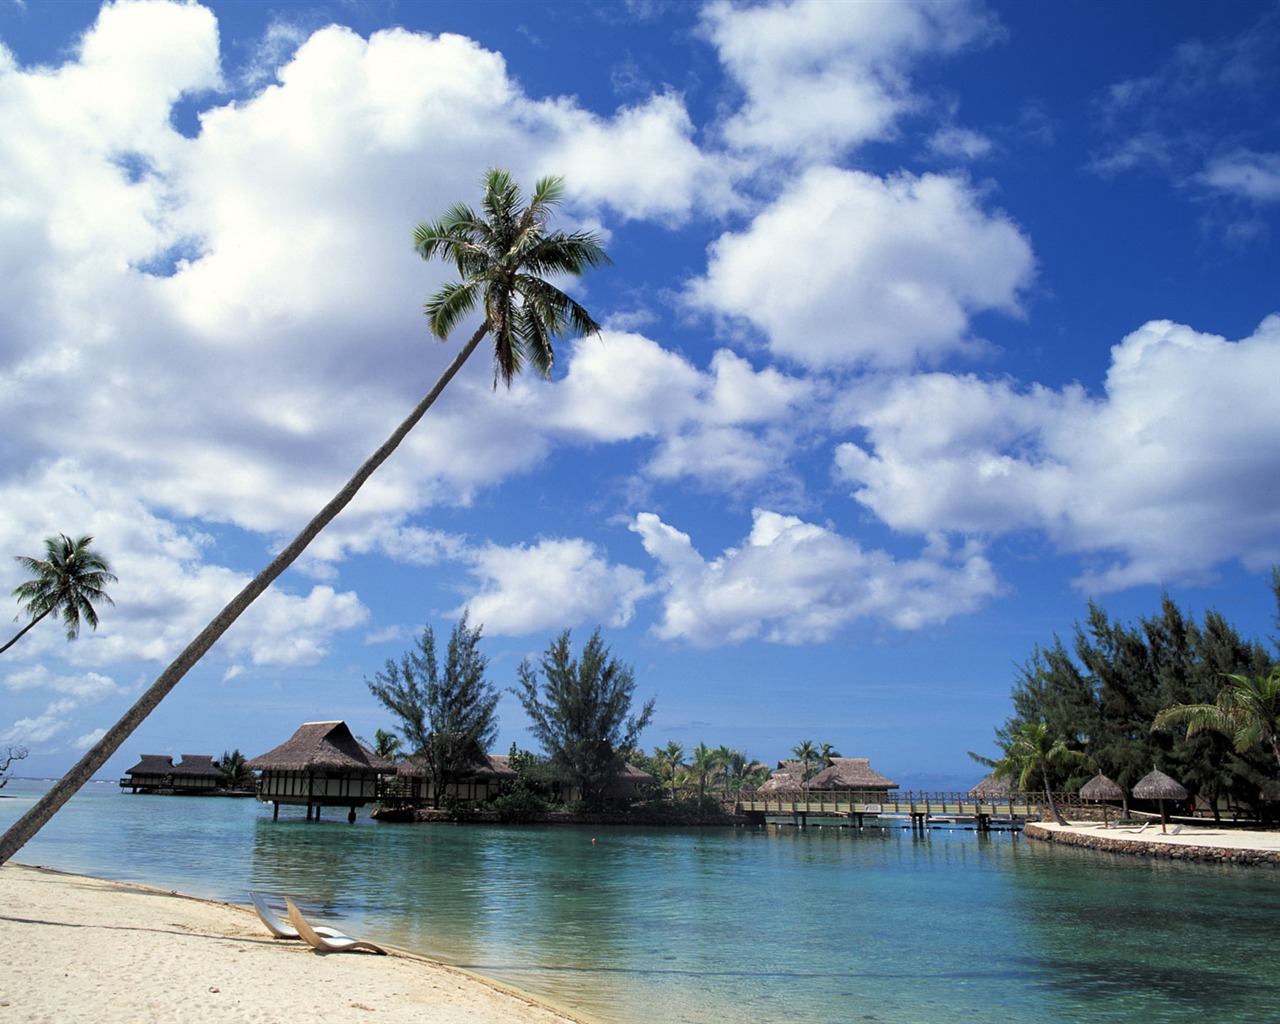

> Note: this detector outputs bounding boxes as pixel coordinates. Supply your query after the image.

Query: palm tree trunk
[1042,767,1068,826]
[0,608,52,656]
[0,325,488,866]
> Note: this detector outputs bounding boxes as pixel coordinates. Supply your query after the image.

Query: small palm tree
[0,170,609,865]
[1153,668,1280,767]
[817,743,841,768]
[654,740,685,802]
[792,740,819,780]
[217,749,255,792]
[712,744,734,795]
[1,534,116,656]
[987,721,1082,826]
[690,742,719,805]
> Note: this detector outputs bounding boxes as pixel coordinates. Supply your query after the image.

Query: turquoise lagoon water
[2,778,1277,1024]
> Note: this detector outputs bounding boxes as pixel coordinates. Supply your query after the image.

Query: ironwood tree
[515,627,655,809]
[367,613,498,808]
[976,573,1278,820]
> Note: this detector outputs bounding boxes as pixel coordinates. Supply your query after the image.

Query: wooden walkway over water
[736,790,1047,831]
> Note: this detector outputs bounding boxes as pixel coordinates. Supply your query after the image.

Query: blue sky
[1,0,1276,789]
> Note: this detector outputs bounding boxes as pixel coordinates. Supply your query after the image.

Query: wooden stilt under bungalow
[246,721,395,823]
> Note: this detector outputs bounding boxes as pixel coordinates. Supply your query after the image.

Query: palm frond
[424,280,482,340]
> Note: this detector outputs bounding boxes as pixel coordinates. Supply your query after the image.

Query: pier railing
[734,789,1055,819]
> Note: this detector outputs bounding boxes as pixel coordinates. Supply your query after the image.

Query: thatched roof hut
[968,773,1011,799]
[805,758,899,792]
[600,762,655,801]
[120,754,175,793]
[757,760,807,794]
[247,721,395,821]
[1133,768,1188,833]
[170,754,224,793]
[397,751,518,804]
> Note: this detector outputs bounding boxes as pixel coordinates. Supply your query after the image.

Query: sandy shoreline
[0,862,592,1024]
[1026,819,1280,865]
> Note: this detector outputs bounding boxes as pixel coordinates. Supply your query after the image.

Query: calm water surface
[2,779,1277,1024]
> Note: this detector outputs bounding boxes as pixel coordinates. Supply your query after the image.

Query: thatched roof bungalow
[805,758,899,793]
[169,754,224,793]
[968,773,1012,800]
[120,754,175,793]
[246,721,395,822]
[120,753,224,795]
[757,760,807,794]
[599,762,655,801]
[397,751,518,804]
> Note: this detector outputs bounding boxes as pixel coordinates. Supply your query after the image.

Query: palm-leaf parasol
[1079,773,1125,825]
[1133,768,1188,833]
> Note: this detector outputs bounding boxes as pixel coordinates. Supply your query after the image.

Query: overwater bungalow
[120,754,176,793]
[169,754,224,793]
[246,720,395,822]
[120,753,225,794]
[805,757,899,794]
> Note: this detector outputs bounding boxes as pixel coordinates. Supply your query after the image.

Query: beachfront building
[246,720,395,823]
[120,753,226,794]
[758,757,898,797]
[395,752,518,806]
[757,760,808,795]
[805,758,899,794]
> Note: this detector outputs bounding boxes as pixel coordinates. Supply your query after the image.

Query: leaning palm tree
[978,721,1082,827]
[0,169,609,865]
[1,534,116,655]
[1153,668,1280,767]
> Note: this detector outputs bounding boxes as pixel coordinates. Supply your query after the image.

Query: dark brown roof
[805,758,899,790]
[1079,773,1126,801]
[246,721,395,773]
[125,754,174,776]
[173,755,223,778]
[1132,768,1188,801]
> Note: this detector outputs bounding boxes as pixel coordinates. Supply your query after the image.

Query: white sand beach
[0,863,591,1024]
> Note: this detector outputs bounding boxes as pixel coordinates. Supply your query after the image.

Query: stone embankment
[1025,821,1280,867]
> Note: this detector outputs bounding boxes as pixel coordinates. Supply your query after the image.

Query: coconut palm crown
[1,534,116,655]
[415,169,609,387]
[1153,668,1280,766]
[0,169,609,866]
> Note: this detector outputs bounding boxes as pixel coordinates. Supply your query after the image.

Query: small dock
[736,791,1042,831]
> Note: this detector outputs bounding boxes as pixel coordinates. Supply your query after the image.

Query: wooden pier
[736,790,1049,831]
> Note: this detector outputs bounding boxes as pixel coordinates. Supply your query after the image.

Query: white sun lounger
[285,897,388,955]
[250,891,346,940]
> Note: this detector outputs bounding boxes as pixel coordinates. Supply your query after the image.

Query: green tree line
[977,573,1278,820]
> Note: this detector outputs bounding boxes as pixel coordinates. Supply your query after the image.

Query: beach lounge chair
[285,897,388,955]
[249,891,343,941]
[1124,822,1152,834]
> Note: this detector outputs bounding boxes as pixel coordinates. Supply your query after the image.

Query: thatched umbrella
[1079,773,1125,825]
[1132,768,1188,833]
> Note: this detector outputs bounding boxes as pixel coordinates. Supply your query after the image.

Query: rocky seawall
[1024,822,1279,867]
